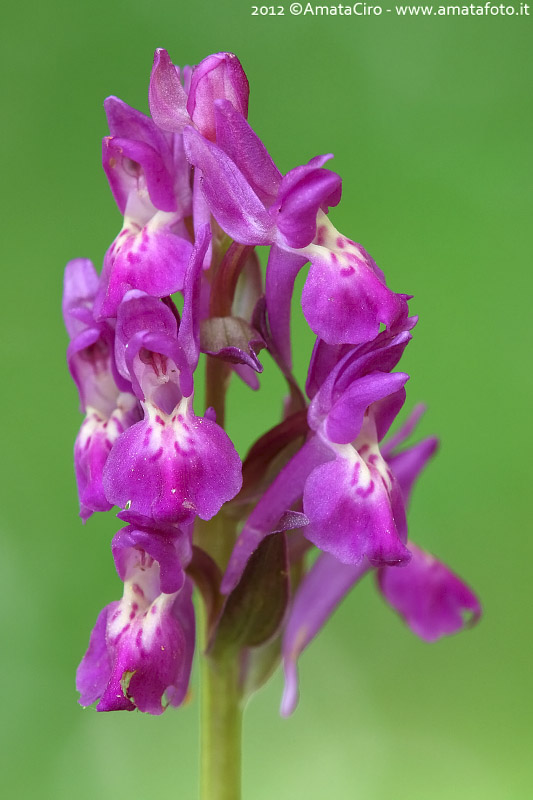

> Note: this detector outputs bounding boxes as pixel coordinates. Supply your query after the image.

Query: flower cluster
[64,50,480,715]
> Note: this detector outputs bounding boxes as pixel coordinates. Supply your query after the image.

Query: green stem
[200,608,243,800]
[205,357,231,430]
[199,335,241,799]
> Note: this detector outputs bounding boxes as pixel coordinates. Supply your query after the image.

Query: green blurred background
[1,1,531,797]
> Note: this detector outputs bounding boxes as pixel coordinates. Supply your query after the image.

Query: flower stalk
[200,642,242,800]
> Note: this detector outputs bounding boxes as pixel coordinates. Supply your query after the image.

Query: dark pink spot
[368,454,378,465]
[331,253,338,264]
[340,266,355,277]
[114,622,130,646]
[155,415,165,426]
[336,237,345,249]
[356,481,374,498]
[359,444,369,456]
[151,605,157,615]
[131,583,145,597]
[174,442,182,454]
[350,463,360,487]
[316,225,326,246]
[149,447,163,462]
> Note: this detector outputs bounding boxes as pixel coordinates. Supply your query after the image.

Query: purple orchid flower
[77,519,195,714]
[280,405,480,715]
[94,96,193,320]
[63,258,140,520]
[102,230,243,523]
[183,99,407,361]
[66,49,481,739]
[221,317,414,594]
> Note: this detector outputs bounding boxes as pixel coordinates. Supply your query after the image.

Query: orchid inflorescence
[64,49,480,718]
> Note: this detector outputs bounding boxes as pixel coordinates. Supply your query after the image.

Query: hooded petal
[187,53,249,141]
[111,523,190,595]
[102,135,176,215]
[276,155,342,249]
[313,372,409,445]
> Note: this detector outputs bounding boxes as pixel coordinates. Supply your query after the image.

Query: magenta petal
[149,48,191,133]
[214,99,281,205]
[281,554,369,716]
[94,222,193,320]
[183,127,275,245]
[74,396,140,521]
[165,579,196,707]
[66,325,118,415]
[103,404,242,523]
[301,245,405,345]
[377,544,481,642]
[178,225,211,371]
[381,403,426,455]
[97,594,187,714]
[265,244,307,368]
[303,454,410,566]
[75,413,114,520]
[232,362,260,390]
[77,602,118,707]
[62,258,100,337]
